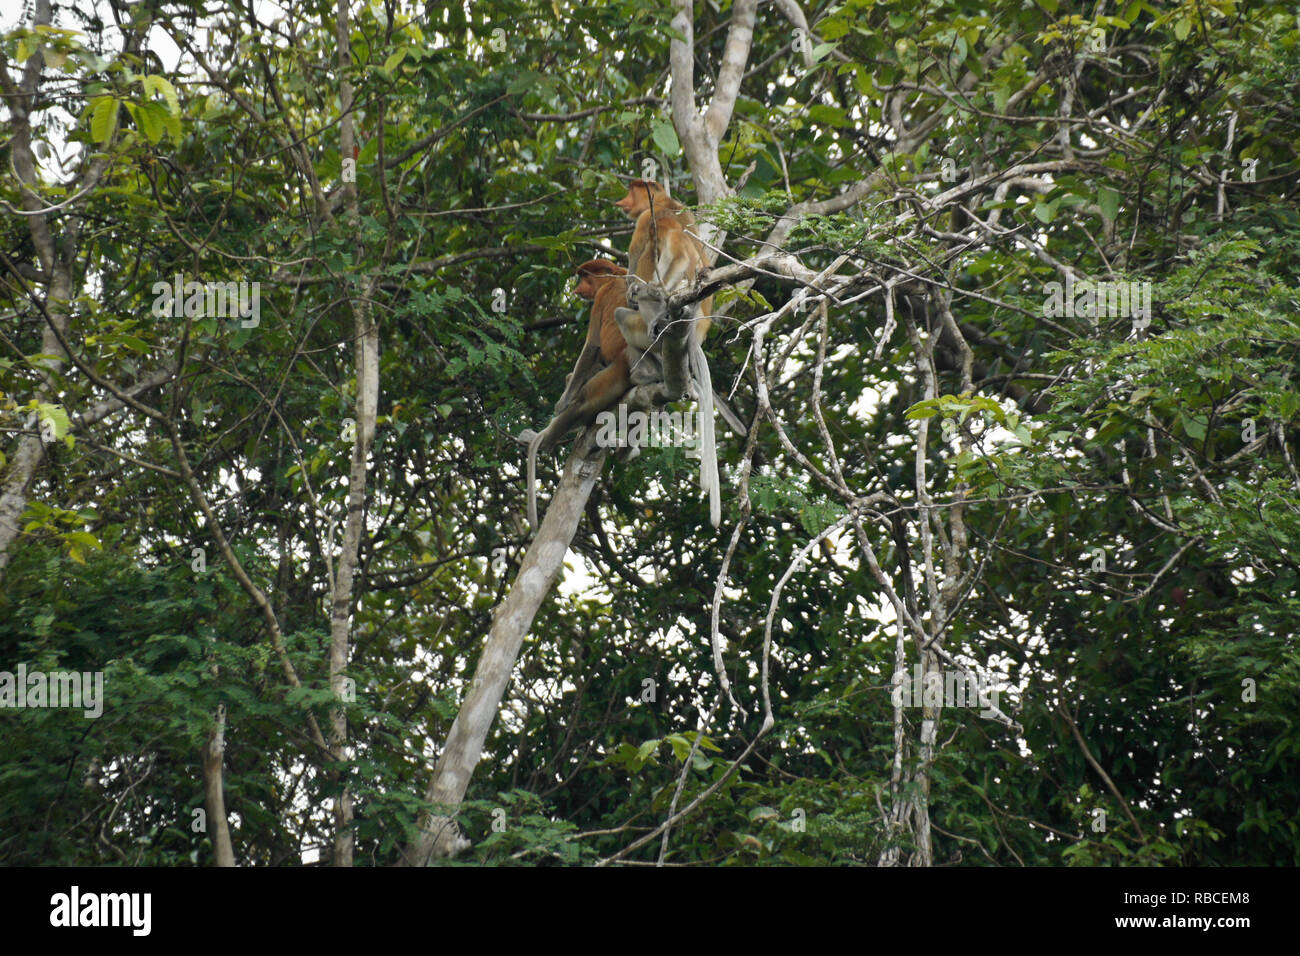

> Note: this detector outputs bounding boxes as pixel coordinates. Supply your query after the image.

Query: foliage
[2,0,1298,866]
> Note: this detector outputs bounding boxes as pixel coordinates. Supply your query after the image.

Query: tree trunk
[200,704,237,867]
[401,442,607,864]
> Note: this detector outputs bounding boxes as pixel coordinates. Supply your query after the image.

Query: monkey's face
[615,181,661,218]
[574,270,619,300]
[574,260,625,299]
[614,187,641,217]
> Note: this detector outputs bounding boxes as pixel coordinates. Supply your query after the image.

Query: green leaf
[90,96,119,144]
[809,104,853,127]
[993,83,1011,114]
[904,399,942,420]
[163,110,182,145]
[142,74,181,116]
[136,101,167,144]
[64,531,102,551]
[383,49,407,74]
[37,402,71,439]
[651,121,680,157]
[1098,186,1120,222]
[506,70,540,95]
[635,739,659,763]
[79,50,109,73]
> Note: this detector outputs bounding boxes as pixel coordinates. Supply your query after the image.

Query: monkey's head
[614,179,671,218]
[574,259,627,300]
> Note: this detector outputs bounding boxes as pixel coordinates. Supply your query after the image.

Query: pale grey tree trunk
[402,444,607,864]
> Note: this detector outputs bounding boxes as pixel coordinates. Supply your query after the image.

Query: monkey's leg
[624,344,662,388]
[524,362,634,529]
[581,360,647,463]
[553,344,604,414]
[622,280,669,342]
[617,285,669,348]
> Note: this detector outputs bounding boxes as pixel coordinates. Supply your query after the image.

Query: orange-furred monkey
[615,179,714,339]
[613,180,721,526]
[554,259,634,415]
[525,260,639,528]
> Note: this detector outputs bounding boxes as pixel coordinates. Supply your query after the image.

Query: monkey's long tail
[527,430,544,529]
[688,339,722,527]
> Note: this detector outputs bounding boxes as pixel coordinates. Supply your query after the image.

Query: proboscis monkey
[614,179,714,338]
[613,180,721,526]
[524,259,642,529]
[551,260,633,414]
